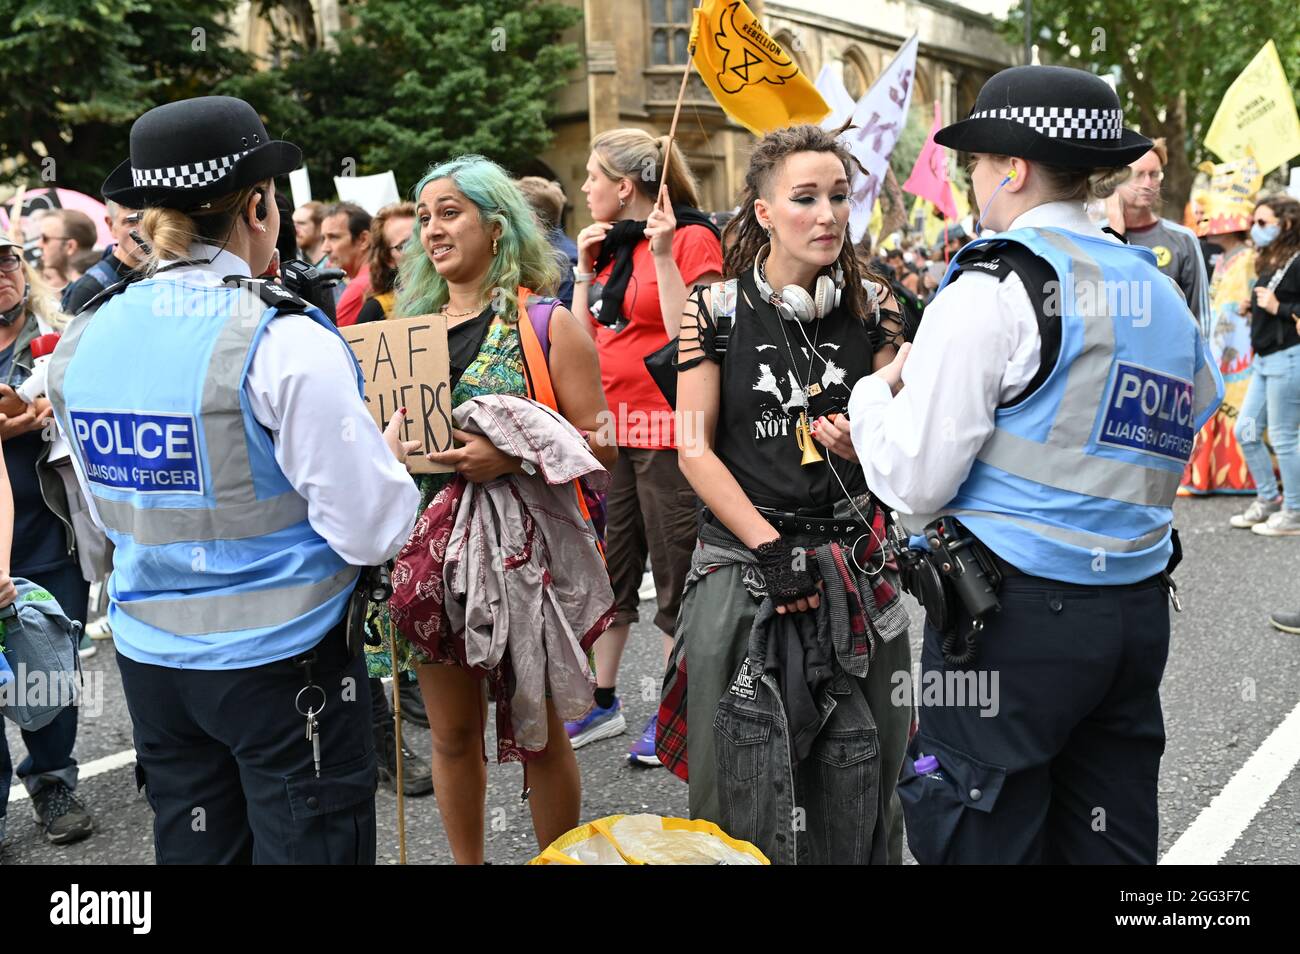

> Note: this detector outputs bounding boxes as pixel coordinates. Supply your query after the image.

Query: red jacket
[334,265,370,326]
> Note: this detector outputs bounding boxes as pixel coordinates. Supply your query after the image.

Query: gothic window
[650,0,692,66]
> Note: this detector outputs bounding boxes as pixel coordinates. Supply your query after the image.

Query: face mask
[1251,223,1280,248]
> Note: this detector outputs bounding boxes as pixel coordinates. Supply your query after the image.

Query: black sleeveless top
[690,269,878,511]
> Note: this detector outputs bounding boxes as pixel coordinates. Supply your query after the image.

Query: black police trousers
[899,570,1170,864]
[117,621,377,864]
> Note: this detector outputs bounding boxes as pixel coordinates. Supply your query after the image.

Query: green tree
[0,0,253,195]
[1004,0,1300,214]
[224,0,583,197]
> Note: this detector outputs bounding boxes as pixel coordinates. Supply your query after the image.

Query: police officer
[845,66,1224,864]
[46,96,421,864]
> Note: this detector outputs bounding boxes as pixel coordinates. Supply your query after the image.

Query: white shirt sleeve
[244,314,420,566]
[848,270,1043,516]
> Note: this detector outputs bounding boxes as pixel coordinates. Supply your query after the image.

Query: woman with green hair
[390,154,617,863]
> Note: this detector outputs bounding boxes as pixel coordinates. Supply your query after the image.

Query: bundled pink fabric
[388,476,468,662]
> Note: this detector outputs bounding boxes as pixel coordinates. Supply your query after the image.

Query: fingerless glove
[751,538,819,604]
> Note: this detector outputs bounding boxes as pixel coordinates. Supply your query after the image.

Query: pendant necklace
[762,258,824,466]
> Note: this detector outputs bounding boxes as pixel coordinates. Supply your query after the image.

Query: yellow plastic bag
[529,813,769,865]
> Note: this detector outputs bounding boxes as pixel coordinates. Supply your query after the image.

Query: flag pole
[387,617,408,865]
[658,3,702,207]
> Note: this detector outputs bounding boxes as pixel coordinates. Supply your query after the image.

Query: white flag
[841,34,919,242]
[816,65,871,242]
[815,64,857,130]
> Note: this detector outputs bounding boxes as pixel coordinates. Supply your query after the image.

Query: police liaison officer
[46,97,421,864]
[847,67,1224,864]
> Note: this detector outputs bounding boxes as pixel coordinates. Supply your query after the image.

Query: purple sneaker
[627,713,662,766]
[565,697,626,749]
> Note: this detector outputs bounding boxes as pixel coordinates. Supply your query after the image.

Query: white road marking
[14,657,1294,865]
[7,748,136,804]
[1160,697,1300,864]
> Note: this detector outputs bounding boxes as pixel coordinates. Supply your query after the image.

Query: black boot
[375,724,434,797]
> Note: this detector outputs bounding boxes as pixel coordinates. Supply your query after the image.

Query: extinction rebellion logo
[711,1,799,93]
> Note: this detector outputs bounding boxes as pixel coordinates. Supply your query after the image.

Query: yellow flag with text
[1204,40,1300,176]
[690,0,829,135]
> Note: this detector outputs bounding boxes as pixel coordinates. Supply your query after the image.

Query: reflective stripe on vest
[974,430,1180,506]
[114,564,357,636]
[939,507,1170,554]
[88,492,308,545]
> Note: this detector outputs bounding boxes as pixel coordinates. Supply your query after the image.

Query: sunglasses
[0,253,23,273]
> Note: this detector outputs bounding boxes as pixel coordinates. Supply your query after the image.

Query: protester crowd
[1,59,1297,866]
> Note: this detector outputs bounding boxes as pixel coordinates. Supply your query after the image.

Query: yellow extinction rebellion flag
[690,0,829,135]
[1204,40,1300,176]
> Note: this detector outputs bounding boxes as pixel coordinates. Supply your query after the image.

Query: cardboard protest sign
[342,316,453,474]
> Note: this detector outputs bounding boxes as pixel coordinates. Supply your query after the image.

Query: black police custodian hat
[103,96,301,210]
[935,66,1152,168]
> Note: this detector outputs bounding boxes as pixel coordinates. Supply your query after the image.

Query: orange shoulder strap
[516,286,557,412]
[514,286,602,548]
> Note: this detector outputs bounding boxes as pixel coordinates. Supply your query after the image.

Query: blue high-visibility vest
[48,276,362,668]
[937,227,1223,584]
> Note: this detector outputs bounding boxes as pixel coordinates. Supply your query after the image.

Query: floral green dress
[363,314,529,677]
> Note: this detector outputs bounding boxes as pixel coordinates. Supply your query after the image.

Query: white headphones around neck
[753,244,844,324]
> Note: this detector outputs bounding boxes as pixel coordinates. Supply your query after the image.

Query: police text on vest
[1098,363,1195,462]
[69,410,205,495]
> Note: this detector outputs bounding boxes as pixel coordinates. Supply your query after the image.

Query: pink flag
[903,101,958,220]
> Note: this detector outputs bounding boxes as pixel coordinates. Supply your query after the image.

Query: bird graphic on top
[689,0,830,134]
[711,1,800,94]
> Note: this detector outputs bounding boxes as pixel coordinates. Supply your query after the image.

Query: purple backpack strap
[526,296,560,363]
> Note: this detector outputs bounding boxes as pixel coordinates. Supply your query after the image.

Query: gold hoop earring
[492,237,499,256]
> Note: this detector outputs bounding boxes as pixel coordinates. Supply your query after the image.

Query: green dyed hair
[396,154,560,320]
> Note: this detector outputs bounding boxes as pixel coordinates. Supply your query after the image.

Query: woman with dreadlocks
[663,124,912,865]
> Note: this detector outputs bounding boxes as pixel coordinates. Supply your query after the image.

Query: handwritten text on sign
[343,315,452,474]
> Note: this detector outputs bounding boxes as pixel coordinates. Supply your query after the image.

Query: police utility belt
[889,517,1184,669]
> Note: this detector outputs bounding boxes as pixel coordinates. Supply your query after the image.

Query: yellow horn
[796,413,824,466]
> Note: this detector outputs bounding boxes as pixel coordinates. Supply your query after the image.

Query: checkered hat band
[131,149,253,189]
[968,106,1124,140]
